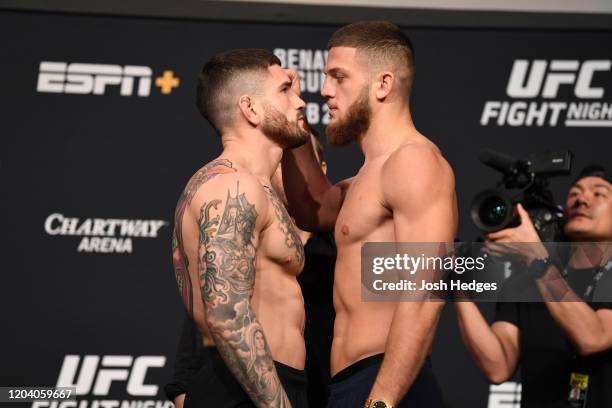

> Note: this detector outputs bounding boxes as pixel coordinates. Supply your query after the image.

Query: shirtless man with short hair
[171,48,311,408]
[282,22,458,408]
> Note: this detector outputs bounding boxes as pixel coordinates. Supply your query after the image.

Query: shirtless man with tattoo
[282,22,458,408]
[171,49,310,408]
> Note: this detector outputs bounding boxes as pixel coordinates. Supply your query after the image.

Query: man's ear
[238,95,261,127]
[321,161,328,175]
[374,72,394,101]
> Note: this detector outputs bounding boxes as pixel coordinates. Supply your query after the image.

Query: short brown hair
[196,49,281,133]
[328,21,415,96]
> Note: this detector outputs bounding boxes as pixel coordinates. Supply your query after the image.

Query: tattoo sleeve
[199,181,291,408]
[172,159,235,316]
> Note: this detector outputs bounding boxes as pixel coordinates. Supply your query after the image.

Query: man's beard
[261,104,310,149]
[326,86,372,146]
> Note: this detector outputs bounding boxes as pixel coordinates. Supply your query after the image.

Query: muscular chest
[335,169,392,245]
[258,187,305,276]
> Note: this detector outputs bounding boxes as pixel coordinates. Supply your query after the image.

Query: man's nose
[575,194,590,207]
[295,94,305,110]
[321,77,333,99]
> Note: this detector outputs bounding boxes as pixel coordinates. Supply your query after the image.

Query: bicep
[191,177,266,308]
[392,198,456,242]
[389,178,457,244]
[384,149,457,242]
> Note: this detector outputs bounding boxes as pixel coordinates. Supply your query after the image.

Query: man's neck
[221,131,282,184]
[358,103,418,161]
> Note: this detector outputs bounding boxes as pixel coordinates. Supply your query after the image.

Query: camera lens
[470,189,518,232]
[480,197,508,227]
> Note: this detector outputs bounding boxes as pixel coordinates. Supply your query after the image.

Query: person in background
[455,165,612,408]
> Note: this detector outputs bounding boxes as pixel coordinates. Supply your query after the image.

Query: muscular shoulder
[181,158,237,205]
[384,141,451,178]
[188,171,270,232]
[381,140,455,207]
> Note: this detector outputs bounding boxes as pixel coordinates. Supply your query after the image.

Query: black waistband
[205,346,307,390]
[331,353,385,384]
[274,360,308,389]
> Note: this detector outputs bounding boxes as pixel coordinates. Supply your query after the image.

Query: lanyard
[561,259,612,301]
[558,259,612,408]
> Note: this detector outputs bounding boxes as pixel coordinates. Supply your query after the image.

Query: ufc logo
[488,382,521,408]
[506,60,611,99]
[37,62,152,96]
[56,355,166,396]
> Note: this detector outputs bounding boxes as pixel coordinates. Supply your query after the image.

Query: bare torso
[331,141,456,375]
[172,159,307,369]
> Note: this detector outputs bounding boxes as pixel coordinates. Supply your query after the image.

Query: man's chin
[280,129,310,149]
[328,116,341,126]
[564,225,598,241]
[326,125,355,146]
[284,137,309,149]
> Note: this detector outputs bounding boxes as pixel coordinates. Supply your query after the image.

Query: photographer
[455,165,612,408]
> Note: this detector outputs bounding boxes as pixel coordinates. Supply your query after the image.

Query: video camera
[470,149,573,241]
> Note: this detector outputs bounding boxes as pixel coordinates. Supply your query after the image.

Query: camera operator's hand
[485,203,548,265]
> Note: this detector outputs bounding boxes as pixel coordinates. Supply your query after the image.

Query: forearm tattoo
[200,181,290,407]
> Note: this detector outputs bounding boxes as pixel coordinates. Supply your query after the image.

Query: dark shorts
[327,354,444,408]
[184,347,308,408]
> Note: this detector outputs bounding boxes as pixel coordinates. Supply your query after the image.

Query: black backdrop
[1,9,611,408]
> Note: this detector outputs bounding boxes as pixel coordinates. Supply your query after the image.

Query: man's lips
[568,210,591,220]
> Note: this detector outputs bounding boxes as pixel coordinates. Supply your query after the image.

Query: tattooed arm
[193,174,291,408]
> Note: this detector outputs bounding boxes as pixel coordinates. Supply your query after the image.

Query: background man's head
[564,165,612,241]
[322,21,415,146]
[196,48,309,148]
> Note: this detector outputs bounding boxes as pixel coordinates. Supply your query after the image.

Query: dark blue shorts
[327,354,444,408]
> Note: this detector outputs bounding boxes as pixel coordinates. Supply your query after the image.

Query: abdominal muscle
[330,246,397,376]
[251,262,306,370]
[188,258,307,370]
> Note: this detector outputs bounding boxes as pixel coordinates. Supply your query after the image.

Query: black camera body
[470,149,573,241]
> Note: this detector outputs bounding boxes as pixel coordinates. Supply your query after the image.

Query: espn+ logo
[481,59,612,127]
[56,355,165,396]
[37,62,180,97]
